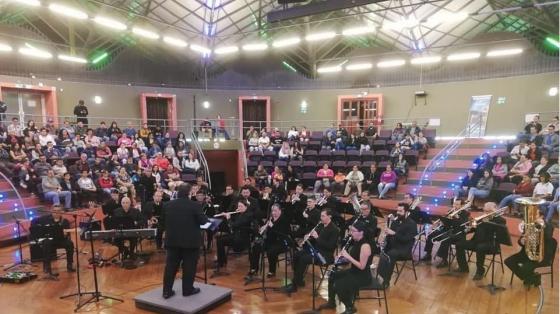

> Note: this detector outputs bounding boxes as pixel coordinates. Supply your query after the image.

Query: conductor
[162,183,209,299]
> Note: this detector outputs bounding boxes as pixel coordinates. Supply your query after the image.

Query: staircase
[370,138,526,230]
[0,174,45,246]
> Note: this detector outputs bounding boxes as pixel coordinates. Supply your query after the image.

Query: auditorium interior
[0,0,558,313]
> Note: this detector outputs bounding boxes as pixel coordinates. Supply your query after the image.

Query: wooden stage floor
[0,236,557,314]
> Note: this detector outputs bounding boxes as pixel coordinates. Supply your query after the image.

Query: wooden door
[146,97,169,130]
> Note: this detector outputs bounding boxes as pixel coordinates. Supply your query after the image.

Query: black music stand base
[478,283,506,295]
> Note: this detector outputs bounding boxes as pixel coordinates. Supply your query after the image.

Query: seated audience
[314,163,334,193]
[378,164,397,199]
[344,165,364,196]
[466,170,494,203]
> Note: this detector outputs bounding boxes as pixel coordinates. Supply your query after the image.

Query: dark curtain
[242,100,266,132]
[146,97,169,130]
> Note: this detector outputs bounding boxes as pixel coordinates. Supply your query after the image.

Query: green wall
[0,72,557,136]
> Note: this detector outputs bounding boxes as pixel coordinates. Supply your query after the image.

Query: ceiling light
[163,36,187,47]
[132,27,160,40]
[382,18,419,31]
[317,65,342,73]
[48,3,88,19]
[214,46,239,55]
[486,48,523,57]
[377,59,406,68]
[447,52,480,61]
[410,55,442,65]
[18,47,52,59]
[272,37,301,48]
[425,12,468,27]
[346,63,373,71]
[0,43,13,52]
[94,16,127,31]
[58,54,87,63]
[305,31,336,42]
[13,0,41,6]
[202,101,210,109]
[242,43,268,51]
[545,37,560,49]
[91,52,108,64]
[190,44,211,54]
[342,26,375,36]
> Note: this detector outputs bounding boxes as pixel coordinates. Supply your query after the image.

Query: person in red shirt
[98,170,115,195]
[498,175,533,216]
[153,152,170,170]
[314,163,334,193]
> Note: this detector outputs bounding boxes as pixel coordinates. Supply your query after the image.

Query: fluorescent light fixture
[305,31,336,42]
[19,47,52,59]
[345,63,373,71]
[425,12,468,27]
[214,46,239,55]
[317,65,342,73]
[94,16,127,31]
[48,3,88,19]
[342,26,375,36]
[91,52,108,64]
[242,43,268,51]
[163,36,187,47]
[486,48,523,57]
[377,59,406,68]
[58,54,87,63]
[132,27,160,40]
[447,52,480,61]
[546,37,560,48]
[382,18,419,31]
[13,0,41,6]
[190,44,211,54]
[410,55,442,65]
[272,37,301,48]
[0,43,13,52]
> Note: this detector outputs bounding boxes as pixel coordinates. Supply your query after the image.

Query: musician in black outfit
[236,186,261,218]
[289,184,308,226]
[346,202,379,244]
[102,189,120,218]
[383,203,417,280]
[113,197,145,260]
[455,202,506,280]
[286,209,339,292]
[318,187,339,212]
[421,199,469,268]
[299,197,321,236]
[73,99,89,126]
[247,204,291,279]
[403,193,430,225]
[31,205,75,276]
[143,190,165,250]
[162,183,209,299]
[195,190,215,250]
[319,221,373,314]
[505,213,555,287]
[215,200,254,268]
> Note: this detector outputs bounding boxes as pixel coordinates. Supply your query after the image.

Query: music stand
[4,216,35,271]
[197,218,221,284]
[477,222,511,295]
[298,242,325,314]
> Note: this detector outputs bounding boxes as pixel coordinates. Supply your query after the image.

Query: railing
[0,169,28,222]
[190,130,212,191]
[239,139,248,179]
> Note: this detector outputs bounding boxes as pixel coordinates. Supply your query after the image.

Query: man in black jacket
[74,99,89,126]
[287,209,339,292]
[384,203,417,280]
[505,213,555,287]
[113,197,144,260]
[143,190,166,250]
[455,202,507,280]
[162,183,209,299]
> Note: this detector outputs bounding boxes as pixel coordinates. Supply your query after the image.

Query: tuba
[515,197,546,262]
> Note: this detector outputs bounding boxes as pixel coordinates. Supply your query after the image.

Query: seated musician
[421,199,469,268]
[347,202,379,245]
[296,197,321,238]
[285,209,339,292]
[215,200,254,269]
[505,212,555,287]
[317,187,338,211]
[31,205,75,276]
[143,190,165,250]
[236,185,261,218]
[113,197,145,260]
[195,190,215,251]
[403,193,430,225]
[455,202,506,280]
[247,204,291,280]
[289,183,308,226]
[319,221,373,314]
[383,203,417,279]
[102,189,120,218]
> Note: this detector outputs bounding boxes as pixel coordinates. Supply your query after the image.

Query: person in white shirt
[7,117,22,137]
[84,129,100,147]
[287,126,299,140]
[116,143,129,162]
[52,159,67,178]
[278,142,292,160]
[344,165,365,196]
[533,173,554,199]
[38,128,56,147]
[77,170,98,205]
[182,152,200,173]
[258,132,273,151]
[510,142,529,160]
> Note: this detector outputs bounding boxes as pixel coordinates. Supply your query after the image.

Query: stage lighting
[48,3,88,20]
[447,52,480,61]
[58,54,87,63]
[94,16,127,31]
[0,43,13,52]
[132,27,160,40]
[342,26,375,36]
[202,101,210,108]
[242,43,268,51]
[272,37,301,48]
[91,52,108,64]
[317,65,342,73]
[163,36,187,47]
[93,95,103,104]
[377,59,405,68]
[214,46,239,55]
[548,87,558,97]
[410,56,442,65]
[346,63,373,71]
[486,48,523,57]
[190,44,211,54]
[13,0,41,6]
[19,47,52,59]
[305,31,336,42]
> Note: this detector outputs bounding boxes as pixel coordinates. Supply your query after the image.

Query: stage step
[426,148,506,160]
[407,171,464,187]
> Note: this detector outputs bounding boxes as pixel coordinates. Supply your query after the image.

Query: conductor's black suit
[163,196,209,296]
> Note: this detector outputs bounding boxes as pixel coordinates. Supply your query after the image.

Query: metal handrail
[0,169,28,220]
[239,139,248,179]
[189,130,212,191]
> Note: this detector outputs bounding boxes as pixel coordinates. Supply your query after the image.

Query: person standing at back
[162,183,209,299]
[74,100,89,127]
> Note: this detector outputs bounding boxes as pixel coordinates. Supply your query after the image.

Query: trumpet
[348,193,361,215]
[316,194,327,207]
[291,193,301,204]
[213,210,242,218]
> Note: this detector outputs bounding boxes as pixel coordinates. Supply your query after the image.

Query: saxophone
[515,197,546,262]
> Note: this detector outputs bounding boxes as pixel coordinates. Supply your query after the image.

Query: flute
[213,210,242,218]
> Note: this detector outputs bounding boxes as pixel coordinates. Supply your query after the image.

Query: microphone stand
[75,210,123,311]
[4,216,34,271]
[60,212,95,308]
[299,243,320,314]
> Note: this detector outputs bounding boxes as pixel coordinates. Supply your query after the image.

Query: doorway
[238,96,270,139]
[140,93,177,131]
[337,94,384,135]
[0,83,58,126]
[466,95,492,138]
